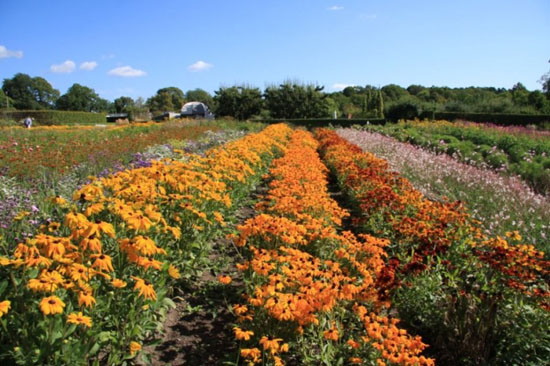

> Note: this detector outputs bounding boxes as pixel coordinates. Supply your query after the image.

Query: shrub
[0,110,106,125]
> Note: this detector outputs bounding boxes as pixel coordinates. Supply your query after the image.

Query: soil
[136,200,260,365]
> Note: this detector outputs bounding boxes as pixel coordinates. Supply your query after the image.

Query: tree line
[2,71,550,121]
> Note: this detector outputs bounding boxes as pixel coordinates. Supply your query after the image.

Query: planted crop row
[363,120,550,195]
[315,129,550,365]
[0,123,292,365]
[230,129,433,366]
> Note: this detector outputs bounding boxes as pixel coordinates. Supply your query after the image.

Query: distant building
[106,113,129,122]
[180,102,215,120]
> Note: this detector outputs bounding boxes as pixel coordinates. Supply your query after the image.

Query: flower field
[362,120,550,195]
[0,122,548,365]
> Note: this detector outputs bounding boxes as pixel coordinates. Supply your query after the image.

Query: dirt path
[138,205,258,365]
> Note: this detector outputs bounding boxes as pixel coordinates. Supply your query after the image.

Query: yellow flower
[91,254,114,272]
[13,211,30,221]
[78,290,96,308]
[131,276,157,301]
[233,327,254,341]
[67,312,92,327]
[39,296,65,315]
[129,341,141,355]
[111,278,127,288]
[0,300,11,317]
[168,264,180,279]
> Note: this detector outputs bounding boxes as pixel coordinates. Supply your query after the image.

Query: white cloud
[332,83,355,91]
[328,5,344,11]
[101,54,115,60]
[0,45,23,59]
[50,60,76,73]
[108,65,146,77]
[80,61,98,71]
[188,60,213,72]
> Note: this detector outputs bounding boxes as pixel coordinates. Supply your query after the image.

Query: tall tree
[113,96,135,113]
[213,86,263,120]
[264,82,329,119]
[56,83,109,112]
[2,73,59,109]
[146,87,184,112]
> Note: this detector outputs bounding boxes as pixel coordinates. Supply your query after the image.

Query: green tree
[264,82,329,119]
[0,89,14,110]
[114,96,135,113]
[2,73,60,109]
[146,87,184,113]
[146,92,174,113]
[213,85,263,120]
[56,83,110,112]
[185,88,214,108]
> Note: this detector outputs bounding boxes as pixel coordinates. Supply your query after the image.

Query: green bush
[0,110,107,125]
[485,151,509,169]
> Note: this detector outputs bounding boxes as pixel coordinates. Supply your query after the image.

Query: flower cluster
[231,130,433,366]
[0,123,292,365]
[315,128,550,310]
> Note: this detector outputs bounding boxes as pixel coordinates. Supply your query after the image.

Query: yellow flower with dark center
[78,290,96,308]
[233,327,254,340]
[0,300,11,317]
[168,264,180,279]
[131,276,157,300]
[91,254,114,272]
[40,296,65,315]
[67,312,92,327]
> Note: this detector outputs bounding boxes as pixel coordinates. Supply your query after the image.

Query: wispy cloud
[328,5,344,11]
[101,54,115,60]
[188,60,213,72]
[332,83,355,91]
[108,65,146,77]
[359,13,377,20]
[0,45,23,59]
[80,61,98,71]
[50,60,76,73]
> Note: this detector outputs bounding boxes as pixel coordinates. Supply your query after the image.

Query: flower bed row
[0,123,292,365]
[315,128,550,365]
[230,129,433,366]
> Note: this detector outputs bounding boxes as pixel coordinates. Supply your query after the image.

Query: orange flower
[78,290,96,308]
[168,264,180,279]
[67,312,92,327]
[40,295,65,315]
[259,336,283,355]
[240,348,261,362]
[234,327,254,340]
[131,276,157,301]
[111,278,127,288]
[129,341,142,355]
[218,275,232,285]
[323,327,340,341]
[91,254,114,272]
[0,300,10,317]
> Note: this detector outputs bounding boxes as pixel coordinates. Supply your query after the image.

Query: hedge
[419,111,550,126]
[0,110,107,125]
[256,118,386,128]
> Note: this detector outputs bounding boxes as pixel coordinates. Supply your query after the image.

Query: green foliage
[146,87,185,113]
[213,85,263,120]
[56,84,110,112]
[0,110,107,125]
[2,73,60,110]
[264,82,329,118]
[385,97,421,121]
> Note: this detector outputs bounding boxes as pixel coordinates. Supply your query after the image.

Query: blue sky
[1,0,549,101]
